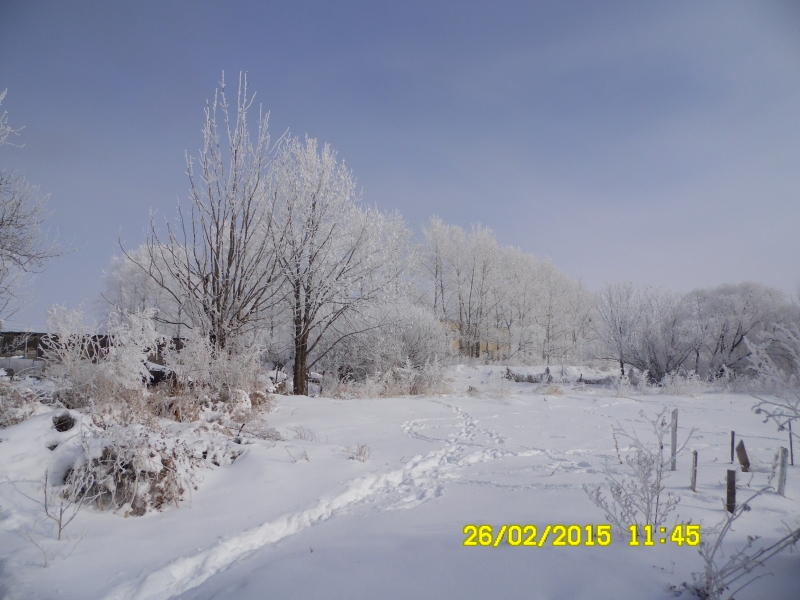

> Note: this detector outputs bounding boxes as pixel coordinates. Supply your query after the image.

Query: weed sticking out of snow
[677,489,800,600]
[345,443,371,462]
[287,425,317,442]
[584,407,696,534]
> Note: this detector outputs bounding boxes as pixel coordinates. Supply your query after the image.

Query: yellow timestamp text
[462,524,612,547]
[628,524,700,546]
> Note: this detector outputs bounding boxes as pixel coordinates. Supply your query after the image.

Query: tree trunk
[291,277,309,396]
[293,342,308,396]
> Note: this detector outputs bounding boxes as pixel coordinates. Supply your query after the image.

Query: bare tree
[271,136,410,395]
[132,74,285,351]
[0,90,64,318]
[592,282,643,376]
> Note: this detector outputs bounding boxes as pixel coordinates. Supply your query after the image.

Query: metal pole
[730,431,735,464]
[690,450,698,492]
[789,421,794,467]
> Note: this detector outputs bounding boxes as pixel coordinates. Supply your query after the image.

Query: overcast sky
[1,1,799,330]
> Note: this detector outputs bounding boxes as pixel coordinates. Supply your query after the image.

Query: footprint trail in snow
[104,400,596,600]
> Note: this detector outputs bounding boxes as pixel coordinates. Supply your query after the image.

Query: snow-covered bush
[0,382,38,428]
[162,332,267,405]
[103,308,163,391]
[345,443,370,462]
[41,306,106,408]
[325,358,450,399]
[657,369,710,396]
[42,306,161,410]
[610,372,652,397]
[320,301,453,392]
[66,424,203,516]
[317,312,389,382]
[749,323,800,444]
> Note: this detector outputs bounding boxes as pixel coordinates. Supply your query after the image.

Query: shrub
[325,359,450,399]
[0,383,38,428]
[677,489,800,600]
[66,425,202,516]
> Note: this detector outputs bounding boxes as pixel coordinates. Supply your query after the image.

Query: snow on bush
[750,323,800,434]
[161,332,268,405]
[64,424,202,515]
[41,306,161,410]
[0,382,40,428]
[320,301,453,387]
[325,358,451,399]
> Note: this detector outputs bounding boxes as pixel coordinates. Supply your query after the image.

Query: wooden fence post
[777,447,789,497]
[726,470,736,513]
[735,439,750,473]
[670,409,678,471]
[690,450,698,492]
[730,431,735,464]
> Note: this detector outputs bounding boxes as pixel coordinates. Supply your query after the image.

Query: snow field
[1,365,798,599]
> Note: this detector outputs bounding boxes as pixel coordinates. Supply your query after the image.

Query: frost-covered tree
[686,283,793,376]
[591,282,643,376]
[625,288,701,383]
[419,219,589,364]
[491,247,540,362]
[271,136,411,395]
[131,74,284,351]
[450,224,503,357]
[419,218,504,358]
[532,258,591,365]
[0,90,17,146]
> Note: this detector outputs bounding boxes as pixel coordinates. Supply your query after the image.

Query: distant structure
[0,331,47,359]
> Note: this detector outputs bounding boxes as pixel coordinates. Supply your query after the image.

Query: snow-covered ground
[1,365,798,599]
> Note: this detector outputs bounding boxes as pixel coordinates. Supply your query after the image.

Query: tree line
[2,77,798,395]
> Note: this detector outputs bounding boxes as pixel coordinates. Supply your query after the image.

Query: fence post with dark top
[735,439,750,473]
[690,450,698,492]
[726,470,736,513]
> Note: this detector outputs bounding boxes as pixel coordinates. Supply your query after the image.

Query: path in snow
[104,399,588,600]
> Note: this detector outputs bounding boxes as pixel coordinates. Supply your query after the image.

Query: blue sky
[1,1,799,329]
